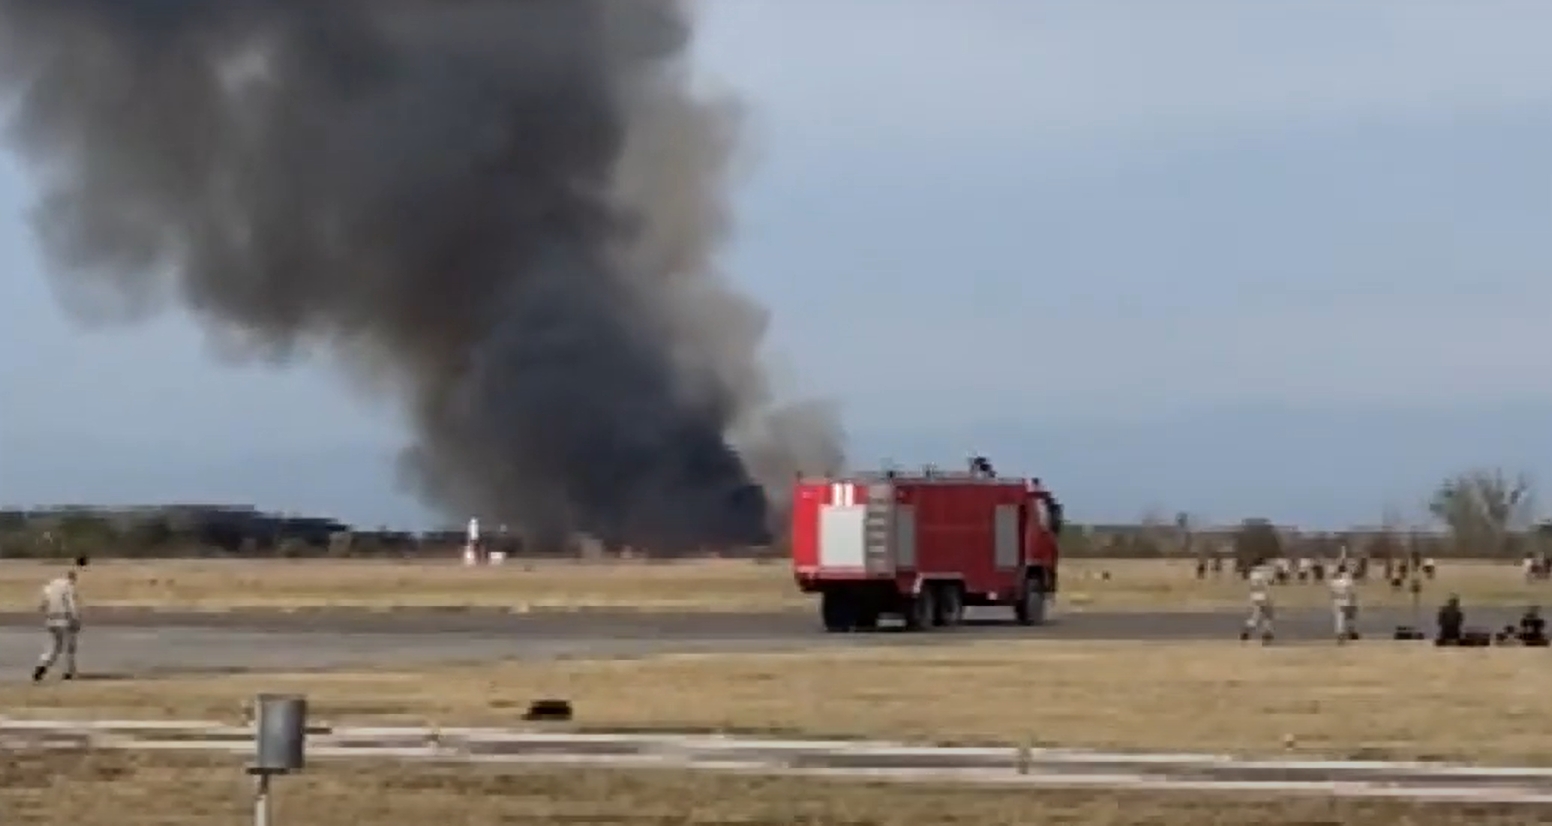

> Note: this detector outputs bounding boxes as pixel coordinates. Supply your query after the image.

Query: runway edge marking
[5,717,1552,804]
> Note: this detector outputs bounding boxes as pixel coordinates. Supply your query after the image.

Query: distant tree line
[1062,469,1552,563]
[2,470,1544,562]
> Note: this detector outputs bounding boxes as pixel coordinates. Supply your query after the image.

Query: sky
[1,0,1549,529]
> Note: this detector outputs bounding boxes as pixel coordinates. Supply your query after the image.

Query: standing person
[1240,564,1275,644]
[1330,566,1359,643]
[32,557,86,682]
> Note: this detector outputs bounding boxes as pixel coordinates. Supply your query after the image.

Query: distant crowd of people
[1195,550,1436,590]
[1213,549,1550,648]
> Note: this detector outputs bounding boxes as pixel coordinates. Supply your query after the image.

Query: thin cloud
[699,0,1552,156]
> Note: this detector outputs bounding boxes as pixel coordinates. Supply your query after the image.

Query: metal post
[249,694,308,826]
[252,772,272,826]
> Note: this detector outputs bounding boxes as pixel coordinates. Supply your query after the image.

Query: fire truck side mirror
[1046,498,1065,536]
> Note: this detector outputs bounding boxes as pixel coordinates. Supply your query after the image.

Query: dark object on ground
[522,699,573,721]
[1392,626,1425,641]
[1517,607,1547,646]
[74,556,89,568]
[1436,597,1464,645]
[1460,629,1493,647]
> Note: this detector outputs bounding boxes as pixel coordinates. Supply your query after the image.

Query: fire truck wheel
[905,587,936,632]
[933,584,964,628]
[1015,583,1047,626]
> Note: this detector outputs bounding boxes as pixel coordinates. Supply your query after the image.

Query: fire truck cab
[789,457,1063,632]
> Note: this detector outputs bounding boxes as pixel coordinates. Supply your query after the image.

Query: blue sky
[2,0,1550,529]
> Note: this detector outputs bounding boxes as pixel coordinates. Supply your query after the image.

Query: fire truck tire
[933,584,964,627]
[820,591,856,633]
[904,587,936,632]
[1015,583,1048,626]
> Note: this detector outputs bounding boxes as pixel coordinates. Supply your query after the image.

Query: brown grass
[1,557,1540,614]
[8,641,1552,765]
[1057,558,1546,612]
[0,557,805,613]
[3,750,1538,826]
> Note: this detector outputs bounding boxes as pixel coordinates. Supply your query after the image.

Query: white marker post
[463,517,482,566]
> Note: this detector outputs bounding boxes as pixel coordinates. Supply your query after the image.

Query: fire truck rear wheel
[904,587,935,632]
[820,590,856,632]
[933,584,964,627]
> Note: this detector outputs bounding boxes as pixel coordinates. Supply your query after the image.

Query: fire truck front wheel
[1015,580,1048,626]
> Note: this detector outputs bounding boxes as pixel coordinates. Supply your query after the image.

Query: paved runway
[0,603,1522,679]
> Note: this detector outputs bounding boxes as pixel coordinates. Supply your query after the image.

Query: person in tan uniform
[31,557,86,682]
[1330,566,1359,643]
[1239,564,1275,644]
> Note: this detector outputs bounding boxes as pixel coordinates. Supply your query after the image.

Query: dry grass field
[0,557,807,613]
[7,751,1532,826]
[0,557,1542,614]
[8,641,1552,765]
[1055,558,1542,612]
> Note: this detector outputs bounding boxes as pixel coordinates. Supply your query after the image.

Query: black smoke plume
[0,0,844,550]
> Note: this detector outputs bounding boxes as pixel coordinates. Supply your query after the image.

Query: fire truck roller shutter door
[819,503,867,569]
[994,504,1020,569]
[893,505,917,569]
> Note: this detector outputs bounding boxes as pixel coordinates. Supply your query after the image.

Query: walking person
[1240,564,1275,644]
[1330,566,1359,643]
[32,557,86,682]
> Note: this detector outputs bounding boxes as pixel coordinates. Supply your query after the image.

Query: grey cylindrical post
[253,694,307,772]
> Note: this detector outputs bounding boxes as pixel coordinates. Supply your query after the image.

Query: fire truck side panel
[900,481,1030,601]
[789,482,821,574]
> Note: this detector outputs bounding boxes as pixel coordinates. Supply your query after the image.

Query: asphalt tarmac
[0,603,1525,679]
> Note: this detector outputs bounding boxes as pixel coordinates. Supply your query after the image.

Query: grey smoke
[0,0,844,549]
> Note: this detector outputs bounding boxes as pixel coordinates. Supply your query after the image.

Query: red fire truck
[789,457,1064,632]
